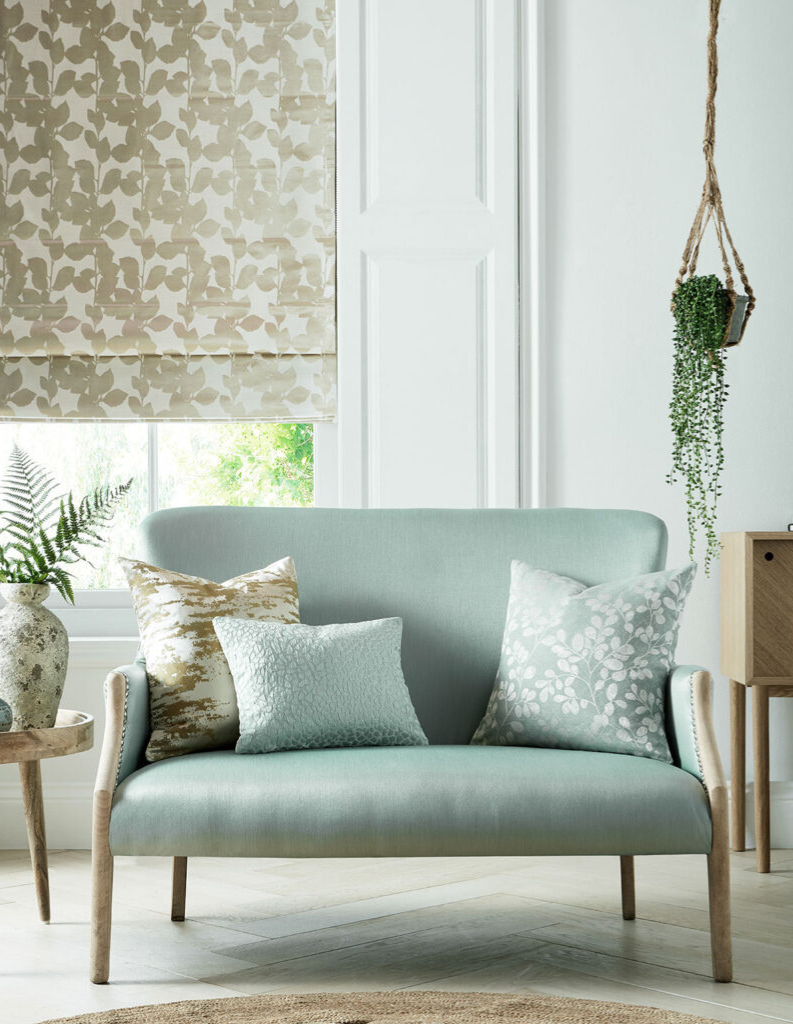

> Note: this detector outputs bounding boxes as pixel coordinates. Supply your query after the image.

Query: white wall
[4,0,791,851]
[544,0,793,842]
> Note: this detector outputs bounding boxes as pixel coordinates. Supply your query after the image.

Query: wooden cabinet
[722,532,793,684]
[720,532,793,873]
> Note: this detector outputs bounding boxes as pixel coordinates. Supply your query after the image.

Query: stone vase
[0,583,69,729]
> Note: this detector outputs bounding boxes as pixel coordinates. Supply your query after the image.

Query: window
[0,423,314,590]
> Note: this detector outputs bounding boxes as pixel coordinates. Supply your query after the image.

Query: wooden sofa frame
[90,669,732,984]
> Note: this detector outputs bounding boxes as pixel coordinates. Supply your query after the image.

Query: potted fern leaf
[0,446,130,729]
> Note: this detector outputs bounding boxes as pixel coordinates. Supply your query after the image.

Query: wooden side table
[721,532,793,873]
[0,710,93,920]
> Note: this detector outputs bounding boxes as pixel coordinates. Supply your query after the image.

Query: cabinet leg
[18,761,50,923]
[752,685,770,873]
[730,680,746,852]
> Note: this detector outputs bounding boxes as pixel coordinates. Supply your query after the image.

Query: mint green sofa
[91,508,731,983]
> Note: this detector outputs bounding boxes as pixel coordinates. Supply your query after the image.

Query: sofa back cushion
[139,508,667,745]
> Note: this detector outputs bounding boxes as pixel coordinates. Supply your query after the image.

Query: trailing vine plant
[667,274,729,574]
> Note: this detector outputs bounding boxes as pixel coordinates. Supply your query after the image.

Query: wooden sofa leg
[690,671,733,982]
[619,855,635,920]
[171,857,187,922]
[90,801,114,984]
[707,838,732,982]
[91,670,127,984]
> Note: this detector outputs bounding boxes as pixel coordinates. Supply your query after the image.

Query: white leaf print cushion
[471,561,697,761]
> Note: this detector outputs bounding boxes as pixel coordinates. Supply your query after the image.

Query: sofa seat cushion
[109,745,712,859]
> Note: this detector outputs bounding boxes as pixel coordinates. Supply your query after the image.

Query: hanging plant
[667,275,729,573]
[668,0,755,573]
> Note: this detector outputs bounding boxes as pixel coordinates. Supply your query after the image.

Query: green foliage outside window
[173,423,314,509]
[0,422,314,590]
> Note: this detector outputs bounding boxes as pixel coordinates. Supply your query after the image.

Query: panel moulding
[361,250,492,509]
[361,0,494,214]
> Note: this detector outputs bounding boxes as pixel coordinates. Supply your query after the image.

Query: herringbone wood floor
[0,849,791,1024]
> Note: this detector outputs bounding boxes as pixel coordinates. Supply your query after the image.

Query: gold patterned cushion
[121,557,300,762]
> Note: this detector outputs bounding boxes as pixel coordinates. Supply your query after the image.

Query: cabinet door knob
[765,551,775,561]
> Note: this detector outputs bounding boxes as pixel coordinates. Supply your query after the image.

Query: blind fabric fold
[0,0,336,421]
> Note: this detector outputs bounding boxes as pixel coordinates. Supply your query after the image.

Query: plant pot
[0,583,68,729]
[723,293,750,348]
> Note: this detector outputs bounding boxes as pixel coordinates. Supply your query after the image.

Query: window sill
[48,589,132,609]
[0,590,136,638]
[67,636,140,669]
[50,592,137,639]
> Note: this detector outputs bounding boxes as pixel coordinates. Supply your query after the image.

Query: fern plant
[667,274,730,576]
[0,446,131,603]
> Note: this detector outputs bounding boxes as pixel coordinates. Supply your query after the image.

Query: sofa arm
[96,660,149,798]
[666,665,728,797]
[91,661,148,984]
[666,665,706,781]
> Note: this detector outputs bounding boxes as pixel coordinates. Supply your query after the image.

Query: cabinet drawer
[752,540,793,677]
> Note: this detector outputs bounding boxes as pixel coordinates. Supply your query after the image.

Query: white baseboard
[0,782,93,850]
[0,637,138,851]
[2,780,792,854]
[737,781,793,849]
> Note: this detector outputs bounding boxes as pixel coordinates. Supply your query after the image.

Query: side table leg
[19,761,50,922]
[730,680,746,851]
[752,685,770,873]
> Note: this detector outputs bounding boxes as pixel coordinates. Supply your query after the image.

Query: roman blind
[0,0,335,421]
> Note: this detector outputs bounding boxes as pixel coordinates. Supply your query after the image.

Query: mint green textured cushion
[108,745,712,857]
[214,616,428,754]
[472,562,696,761]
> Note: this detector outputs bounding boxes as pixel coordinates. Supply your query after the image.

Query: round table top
[0,709,94,765]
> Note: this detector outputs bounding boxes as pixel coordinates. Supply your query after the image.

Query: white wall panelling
[0,0,532,849]
[519,0,546,509]
[335,0,522,508]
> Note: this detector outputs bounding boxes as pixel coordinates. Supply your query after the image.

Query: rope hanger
[673,0,755,345]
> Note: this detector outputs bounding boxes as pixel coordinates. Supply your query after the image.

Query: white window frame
[50,421,332,637]
[66,424,156,610]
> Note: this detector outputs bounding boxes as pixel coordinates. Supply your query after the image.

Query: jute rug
[40,991,725,1024]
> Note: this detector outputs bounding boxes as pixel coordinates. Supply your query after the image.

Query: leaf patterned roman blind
[0,0,335,420]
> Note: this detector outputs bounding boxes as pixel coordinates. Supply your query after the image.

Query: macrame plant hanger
[674,0,755,345]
